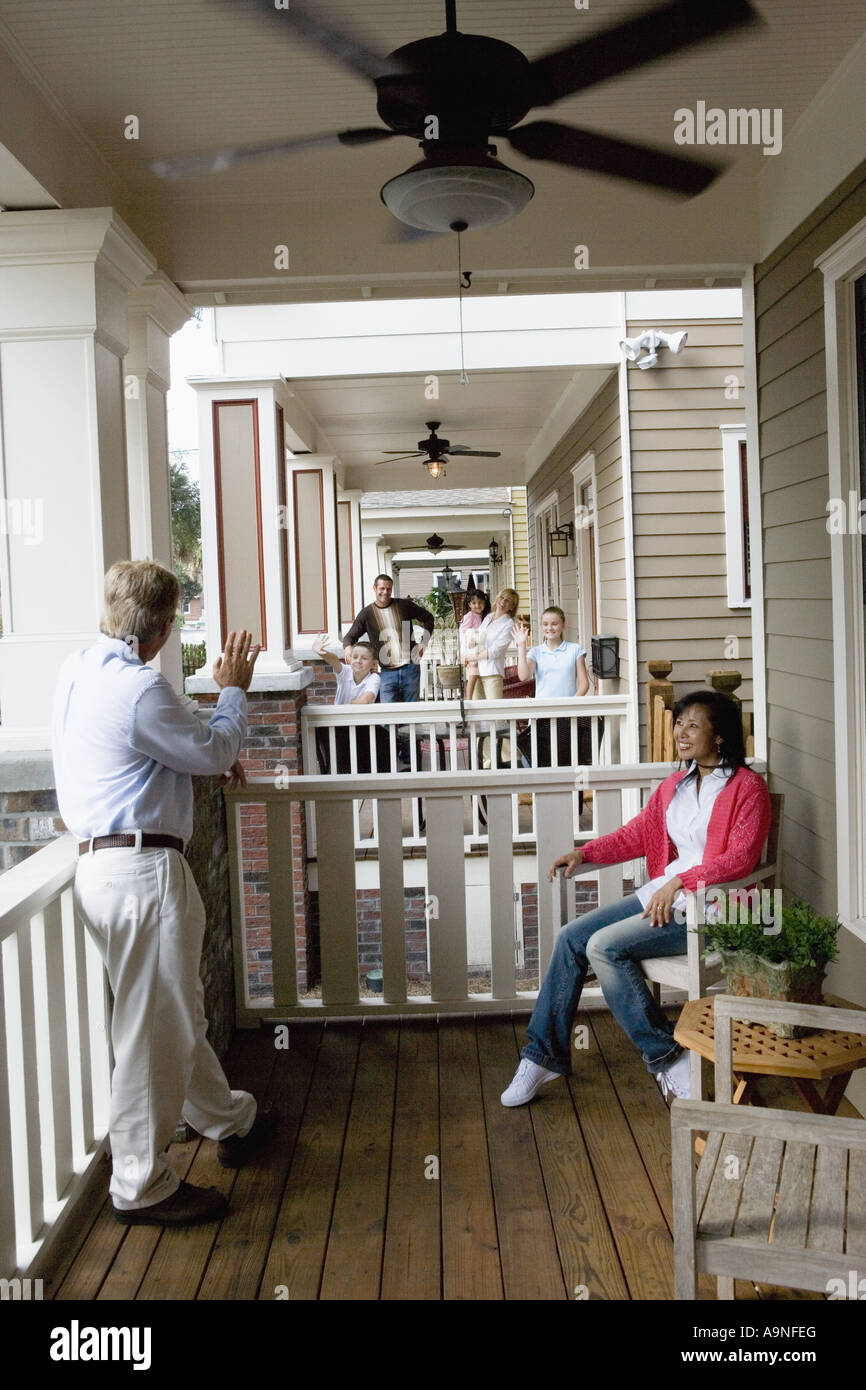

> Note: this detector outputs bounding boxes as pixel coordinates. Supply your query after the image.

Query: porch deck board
[575,1015,675,1300]
[49,1015,835,1301]
[522,1015,630,1301]
[477,1018,567,1300]
[380,1021,441,1301]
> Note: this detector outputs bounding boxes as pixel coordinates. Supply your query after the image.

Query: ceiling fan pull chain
[457,229,469,386]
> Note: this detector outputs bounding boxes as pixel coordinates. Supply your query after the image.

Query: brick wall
[187,775,235,1059]
[201,684,314,997]
[0,788,65,869]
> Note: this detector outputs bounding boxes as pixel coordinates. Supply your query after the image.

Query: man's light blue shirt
[52,636,247,843]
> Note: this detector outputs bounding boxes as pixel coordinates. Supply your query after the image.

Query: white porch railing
[225,762,691,1025]
[0,834,111,1279]
[300,695,630,850]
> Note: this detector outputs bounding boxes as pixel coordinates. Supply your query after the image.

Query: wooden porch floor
[46,1012,827,1301]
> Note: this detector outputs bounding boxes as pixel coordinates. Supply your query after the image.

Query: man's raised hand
[213,630,260,692]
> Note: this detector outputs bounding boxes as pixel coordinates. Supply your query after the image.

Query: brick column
[195,672,314,999]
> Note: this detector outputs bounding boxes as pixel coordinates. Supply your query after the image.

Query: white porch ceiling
[1,1,865,296]
[289,365,606,492]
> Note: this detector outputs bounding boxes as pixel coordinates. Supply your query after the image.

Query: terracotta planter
[718,948,827,1038]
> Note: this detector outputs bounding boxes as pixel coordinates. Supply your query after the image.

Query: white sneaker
[655,1051,692,1101]
[501,1058,561,1107]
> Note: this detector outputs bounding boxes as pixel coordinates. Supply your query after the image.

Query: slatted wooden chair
[672,994,866,1300]
[640,791,784,1098]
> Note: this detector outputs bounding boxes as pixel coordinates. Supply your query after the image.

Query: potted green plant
[424,587,461,692]
[700,897,840,1037]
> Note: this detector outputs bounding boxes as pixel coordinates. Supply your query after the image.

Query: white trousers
[74,845,256,1209]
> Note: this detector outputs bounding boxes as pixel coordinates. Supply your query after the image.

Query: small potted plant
[425,587,461,692]
[700,897,840,1037]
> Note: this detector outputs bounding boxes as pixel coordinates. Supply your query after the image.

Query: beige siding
[754,162,866,916]
[627,319,751,755]
[508,485,530,616]
[526,372,628,689]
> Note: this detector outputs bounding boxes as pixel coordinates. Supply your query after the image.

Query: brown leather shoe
[113,1180,228,1226]
[217,1103,278,1168]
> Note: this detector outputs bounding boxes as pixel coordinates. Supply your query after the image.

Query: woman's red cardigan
[581,766,771,892]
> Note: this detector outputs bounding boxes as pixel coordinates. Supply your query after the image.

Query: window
[817,218,866,931]
[720,425,751,608]
[535,492,561,628]
[571,453,600,659]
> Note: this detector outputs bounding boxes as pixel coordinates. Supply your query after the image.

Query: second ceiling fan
[376,421,501,479]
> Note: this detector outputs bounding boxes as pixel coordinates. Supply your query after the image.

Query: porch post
[0,208,156,749]
[286,455,342,655]
[124,272,193,692]
[336,487,364,638]
[187,376,313,684]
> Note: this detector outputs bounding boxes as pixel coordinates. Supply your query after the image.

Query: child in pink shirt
[459,590,490,699]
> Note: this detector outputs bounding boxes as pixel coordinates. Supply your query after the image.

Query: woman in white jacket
[472,588,520,699]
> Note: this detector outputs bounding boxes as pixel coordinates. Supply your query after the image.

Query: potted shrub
[424,587,461,692]
[700,897,840,1038]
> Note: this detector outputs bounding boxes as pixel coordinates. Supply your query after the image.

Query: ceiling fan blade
[447,448,502,457]
[151,128,402,180]
[528,0,761,107]
[231,0,407,83]
[382,450,425,456]
[506,121,721,196]
[375,454,424,464]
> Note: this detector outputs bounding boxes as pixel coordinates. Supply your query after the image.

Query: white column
[125,272,193,692]
[338,487,364,634]
[0,209,156,749]
[286,455,341,657]
[186,377,310,691]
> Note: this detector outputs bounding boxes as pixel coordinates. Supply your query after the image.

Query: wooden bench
[672,994,866,1300]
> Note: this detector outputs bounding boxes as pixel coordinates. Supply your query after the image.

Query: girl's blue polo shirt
[528,640,587,697]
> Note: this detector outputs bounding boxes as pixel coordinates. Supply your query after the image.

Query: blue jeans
[523,893,685,1076]
[379,662,421,703]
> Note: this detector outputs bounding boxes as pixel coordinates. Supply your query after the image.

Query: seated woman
[473,588,520,700]
[512,606,589,766]
[501,690,771,1107]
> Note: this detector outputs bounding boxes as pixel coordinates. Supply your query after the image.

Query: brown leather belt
[78,833,185,856]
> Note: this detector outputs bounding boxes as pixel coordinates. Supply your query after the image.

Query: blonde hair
[493,588,520,616]
[100,560,179,643]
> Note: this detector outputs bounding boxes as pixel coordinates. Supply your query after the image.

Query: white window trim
[534,488,560,632]
[720,424,751,609]
[570,451,600,657]
[816,214,866,939]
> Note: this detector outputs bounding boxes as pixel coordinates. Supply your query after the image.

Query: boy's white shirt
[334,663,380,704]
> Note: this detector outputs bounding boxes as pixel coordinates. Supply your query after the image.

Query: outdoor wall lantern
[548,522,574,559]
[488,536,505,566]
[592,635,620,680]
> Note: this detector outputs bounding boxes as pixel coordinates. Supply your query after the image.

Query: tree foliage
[170,454,202,602]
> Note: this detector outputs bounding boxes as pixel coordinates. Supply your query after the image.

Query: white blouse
[476,614,514,678]
[635,763,733,910]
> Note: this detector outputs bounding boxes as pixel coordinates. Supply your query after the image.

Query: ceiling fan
[153,0,762,233]
[375,421,501,478]
[400,533,467,555]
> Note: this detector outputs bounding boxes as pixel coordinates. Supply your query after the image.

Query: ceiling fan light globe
[380,161,534,232]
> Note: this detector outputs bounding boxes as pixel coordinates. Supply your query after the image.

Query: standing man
[343,574,434,703]
[52,560,276,1226]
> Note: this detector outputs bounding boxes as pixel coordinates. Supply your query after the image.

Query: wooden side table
[675,995,866,1114]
